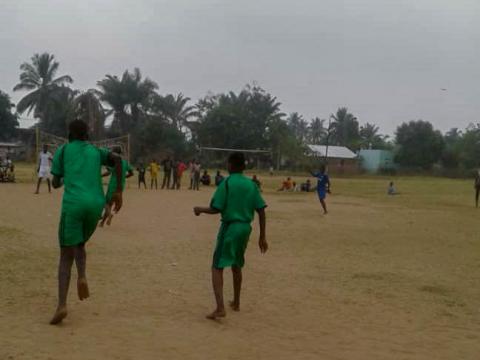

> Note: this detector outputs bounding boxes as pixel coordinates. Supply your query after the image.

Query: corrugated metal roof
[0,142,23,147]
[307,145,357,159]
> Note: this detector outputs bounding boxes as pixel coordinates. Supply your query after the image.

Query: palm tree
[359,122,388,149]
[308,117,326,144]
[98,68,158,134]
[97,74,129,134]
[287,112,308,143]
[13,53,73,125]
[156,93,196,130]
[73,89,106,140]
[124,68,158,125]
[330,107,360,148]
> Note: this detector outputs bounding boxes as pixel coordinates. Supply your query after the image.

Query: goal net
[199,146,272,170]
[36,129,131,167]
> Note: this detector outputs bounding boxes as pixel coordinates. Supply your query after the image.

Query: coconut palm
[359,122,386,149]
[308,117,327,144]
[13,53,73,124]
[330,107,360,149]
[156,93,196,130]
[98,68,158,134]
[73,89,106,140]
[287,112,308,142]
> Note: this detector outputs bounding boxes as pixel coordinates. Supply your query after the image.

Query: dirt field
[1,172,480,360]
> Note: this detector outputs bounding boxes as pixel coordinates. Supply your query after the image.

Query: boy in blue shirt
[310,164,331,214]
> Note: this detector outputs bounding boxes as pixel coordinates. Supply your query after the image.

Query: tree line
[0,52,479,173]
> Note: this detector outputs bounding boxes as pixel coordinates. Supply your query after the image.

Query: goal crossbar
[200,147,271,154]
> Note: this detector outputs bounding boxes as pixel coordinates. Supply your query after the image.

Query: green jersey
[210,172,266,223]
[51,141,111,246]
[106,159,132,202]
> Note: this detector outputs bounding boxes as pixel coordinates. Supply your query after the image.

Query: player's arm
[256,207,268,253]
[193,206,220,216]
[126,169,134,178]
[52,175,63,189]
[327,177,331,193]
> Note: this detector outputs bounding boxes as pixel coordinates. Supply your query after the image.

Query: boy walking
[311,164,331,214]
[194,153,268,320]
[49,120,124,325]
[35,144,53,194]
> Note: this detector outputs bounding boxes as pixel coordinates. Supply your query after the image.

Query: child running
[194,152,268,320]
[311,164,331,214]
[100,146,133,226]
[49,119,124,325]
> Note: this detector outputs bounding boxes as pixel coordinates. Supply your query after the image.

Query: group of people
[45,119,268,325]
[137,158,202,191]
[0,155,15,182]
[276,166,331,214]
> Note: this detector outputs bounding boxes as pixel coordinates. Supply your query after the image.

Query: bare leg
[230,266,242,311]
[99,204,112,227]
[476,188,479,208]
[74,244,89,301]
[320,199,328,214]
[47,178,51,193]
[206,268,226,320]
[50,247,74,325]
[35,178,41,194]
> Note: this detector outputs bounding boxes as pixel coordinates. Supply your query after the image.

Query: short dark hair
[228,152,246,171]
[68,119,89,141]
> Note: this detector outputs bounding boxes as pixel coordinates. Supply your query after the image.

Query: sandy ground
[1,176,480,360]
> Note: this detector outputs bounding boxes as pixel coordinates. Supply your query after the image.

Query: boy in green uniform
[100,146,133,226]
[194,153,268,320]
[49,120,124,325]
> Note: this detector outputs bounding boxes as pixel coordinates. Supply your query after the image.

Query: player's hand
[259,236,268,254]
[327,188,332,194]
[193,207,202,216]
[111,191,123,213]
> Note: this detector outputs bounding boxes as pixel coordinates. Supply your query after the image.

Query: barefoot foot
[206,309,226,320]
[50,307,68,325]
[229,301,240,312]
[77,278,90,301]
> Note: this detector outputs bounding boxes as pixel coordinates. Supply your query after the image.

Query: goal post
[35,129,131,168]
[198,146,272,170]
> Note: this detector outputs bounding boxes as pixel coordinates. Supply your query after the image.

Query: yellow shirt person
[149,161,159,179]
[149,160,159,189]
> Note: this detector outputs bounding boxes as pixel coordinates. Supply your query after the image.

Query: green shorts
[213,222,252,269]
[58,205,103,247]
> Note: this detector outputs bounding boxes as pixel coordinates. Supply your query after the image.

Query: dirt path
[1,181,479,360]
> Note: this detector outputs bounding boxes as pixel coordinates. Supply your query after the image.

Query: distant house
[0,142,26,160]
[306,145,358,174]
[358,149,395,173]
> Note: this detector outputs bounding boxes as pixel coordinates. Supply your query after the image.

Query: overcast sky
[1,0,479,135]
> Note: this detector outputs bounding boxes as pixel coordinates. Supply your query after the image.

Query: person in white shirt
[35,144,53,194]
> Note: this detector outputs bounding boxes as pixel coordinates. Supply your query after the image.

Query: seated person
[292,181,298,192]
[301,179,312,192]
[252,175,261,190]
[277,177,293,191]
[387,181,397,195]
[200,170,211,186]
[214,170,224,186]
